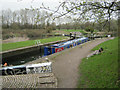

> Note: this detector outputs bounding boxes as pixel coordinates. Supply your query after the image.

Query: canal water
[2,46,45,66]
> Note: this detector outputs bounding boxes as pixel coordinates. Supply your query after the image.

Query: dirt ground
[52,38,110,88]
[2,37,29,43]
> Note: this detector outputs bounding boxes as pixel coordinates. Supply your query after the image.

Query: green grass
[60,29,87,34]
[78,38,118,88]
[2,37,67,51]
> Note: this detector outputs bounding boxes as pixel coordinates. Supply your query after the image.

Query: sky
[1,0,63,11]
[1,0,119,11]
[0,0,118,23]
[0,0,74,24]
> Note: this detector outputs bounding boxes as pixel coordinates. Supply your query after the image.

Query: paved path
[1,73,57,88]
[52,38,109,88]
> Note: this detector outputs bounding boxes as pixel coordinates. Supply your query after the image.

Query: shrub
[2,29,46,40]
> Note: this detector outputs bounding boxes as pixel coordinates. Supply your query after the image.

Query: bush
[2,33,16,40]
[85,26,94,33]
[2,29,46,40]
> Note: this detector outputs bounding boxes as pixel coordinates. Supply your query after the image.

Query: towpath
[52,38,110,88]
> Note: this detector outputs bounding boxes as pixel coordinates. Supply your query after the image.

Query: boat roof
[0,62,52,70]
[26,62,52,68]
[0,65,26,70]
[51,37,88,47]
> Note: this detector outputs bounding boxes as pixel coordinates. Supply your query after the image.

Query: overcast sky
[0,0,73,24]
[1,0,119,11]
[1,0,63,11]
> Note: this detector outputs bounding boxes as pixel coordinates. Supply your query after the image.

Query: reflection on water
[2,47,44,66]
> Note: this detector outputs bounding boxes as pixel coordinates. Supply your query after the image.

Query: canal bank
[23,38,110,88]
[47,38,110,88]
[1,38,111,88]
[1,38,71,66]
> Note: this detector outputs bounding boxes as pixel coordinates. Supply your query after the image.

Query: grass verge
[60,29,86,34]
[77,38,118,88]
[2,37,67,51]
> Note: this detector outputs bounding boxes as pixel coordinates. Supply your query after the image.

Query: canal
[2,46,45,66]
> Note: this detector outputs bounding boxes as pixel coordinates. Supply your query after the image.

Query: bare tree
[40,1,120,32]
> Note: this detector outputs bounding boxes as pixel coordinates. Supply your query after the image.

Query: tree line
[40,1,119,33]
[57,19,118,33]
[2,8,118,34]
[2,9,56,30]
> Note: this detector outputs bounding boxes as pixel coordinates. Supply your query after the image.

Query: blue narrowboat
[44,37,89,56]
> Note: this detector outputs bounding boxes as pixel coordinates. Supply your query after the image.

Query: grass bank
[78,38,118,88]
[61,29,86,34]
[2,36,68,51]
